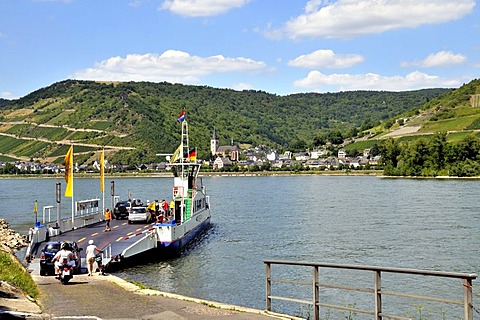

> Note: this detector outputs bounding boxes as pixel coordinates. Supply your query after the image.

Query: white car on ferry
[128,206,152,224]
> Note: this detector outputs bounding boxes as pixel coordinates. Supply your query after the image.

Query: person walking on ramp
[104,208,112,232]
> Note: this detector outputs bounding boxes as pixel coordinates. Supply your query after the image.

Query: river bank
[0,169,383,179]
[4,170,480,179]
[0,219,28,253]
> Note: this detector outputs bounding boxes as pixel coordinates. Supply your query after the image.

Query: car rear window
[44,243,60,253]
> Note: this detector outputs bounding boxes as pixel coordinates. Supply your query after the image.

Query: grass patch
[13,141,50,157]
[465,116,480,130]
[344,140,379,151]
[67,130,104,141]
[4,124,29,136]
[445,131,479,142]
[452,106,480,117]
[0,155,19,161]
[0,251,38,299]
[419,115,479,132]
[0,136,25,154]
[87,121,113,131]
[125,279,156,290]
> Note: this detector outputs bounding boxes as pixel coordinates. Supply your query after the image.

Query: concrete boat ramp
[17,219,294,320]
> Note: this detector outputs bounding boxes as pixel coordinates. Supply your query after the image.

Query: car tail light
[41,253,45,259]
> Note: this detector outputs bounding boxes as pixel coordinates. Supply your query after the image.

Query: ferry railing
[101,243,112,267]
[264,260,477,320]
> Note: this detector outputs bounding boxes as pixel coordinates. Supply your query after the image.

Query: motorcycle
[58,258,74,284]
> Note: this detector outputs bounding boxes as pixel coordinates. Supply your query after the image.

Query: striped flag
[177,109,186,122]
[189,149,197,162]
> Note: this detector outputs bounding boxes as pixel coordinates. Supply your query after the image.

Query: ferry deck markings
[34,221,154,260]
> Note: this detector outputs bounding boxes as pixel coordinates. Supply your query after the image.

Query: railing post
[374,270,382,320]
[313,266,319,320]
[463,278,473,320]
[266,262,272,312]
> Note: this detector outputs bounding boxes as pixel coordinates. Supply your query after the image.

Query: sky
[0,0,479,100]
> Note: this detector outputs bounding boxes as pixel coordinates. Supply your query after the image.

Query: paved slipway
[1,259,298,320]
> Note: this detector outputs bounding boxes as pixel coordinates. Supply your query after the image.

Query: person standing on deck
[169,200,174,218]
[104,208,112,232]
[162,199,169,219]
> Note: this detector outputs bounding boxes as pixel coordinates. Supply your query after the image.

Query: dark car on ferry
[113,201,132,219]
[39,240,82,276]
[113,199,144,219]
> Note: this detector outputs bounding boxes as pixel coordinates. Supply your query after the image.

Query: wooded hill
[0,79,464,165]
[346,78,480,152]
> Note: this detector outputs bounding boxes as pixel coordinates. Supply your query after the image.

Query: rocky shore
[0,219,28,254]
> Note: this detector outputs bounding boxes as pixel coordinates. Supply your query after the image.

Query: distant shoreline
[1,170,479,179]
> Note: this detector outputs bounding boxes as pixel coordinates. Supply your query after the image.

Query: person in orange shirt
[104,208,112,232]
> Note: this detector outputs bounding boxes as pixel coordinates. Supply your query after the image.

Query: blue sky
[1,0,479,99]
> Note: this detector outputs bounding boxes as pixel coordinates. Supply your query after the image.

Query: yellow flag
[64,145,73,197]
[100,151,105,193]
[33,200,38,214]
[169,144,181,164]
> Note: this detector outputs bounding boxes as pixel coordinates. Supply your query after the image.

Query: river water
[1,175,479,318]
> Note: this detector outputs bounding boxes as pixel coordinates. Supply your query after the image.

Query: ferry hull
[157,215,211,252]
[105,213,211,271]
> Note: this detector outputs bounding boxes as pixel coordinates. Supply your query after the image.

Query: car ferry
[102,117,212,269]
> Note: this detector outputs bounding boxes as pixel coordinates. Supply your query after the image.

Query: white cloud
[129,0,144,7]
[71,51,268,84]
[0,91,19,100]
[231,82,254,91]
[277,0,475,39]
[401,50,467,68]
[288,49,364,69]
[159,0,251,17]
[294,70,460,92]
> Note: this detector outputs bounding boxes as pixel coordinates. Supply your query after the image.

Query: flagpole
[33,200,38,226]
[100,150,105,215]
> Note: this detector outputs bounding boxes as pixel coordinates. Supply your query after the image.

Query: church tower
[210,128,219,156]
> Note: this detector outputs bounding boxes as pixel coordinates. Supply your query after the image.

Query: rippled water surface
[2,175,479,317]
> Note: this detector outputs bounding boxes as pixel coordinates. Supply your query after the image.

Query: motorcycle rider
[53,242,76,278]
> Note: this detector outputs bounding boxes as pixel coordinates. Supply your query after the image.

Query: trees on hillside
[379,133,480,177]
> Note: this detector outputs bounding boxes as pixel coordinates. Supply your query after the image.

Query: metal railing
[264,260,477,320]
[101,243,113,267]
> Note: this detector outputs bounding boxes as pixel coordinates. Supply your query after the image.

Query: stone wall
[471,94,480,108]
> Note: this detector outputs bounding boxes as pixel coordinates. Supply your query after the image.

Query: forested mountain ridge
[0,80,452,165]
